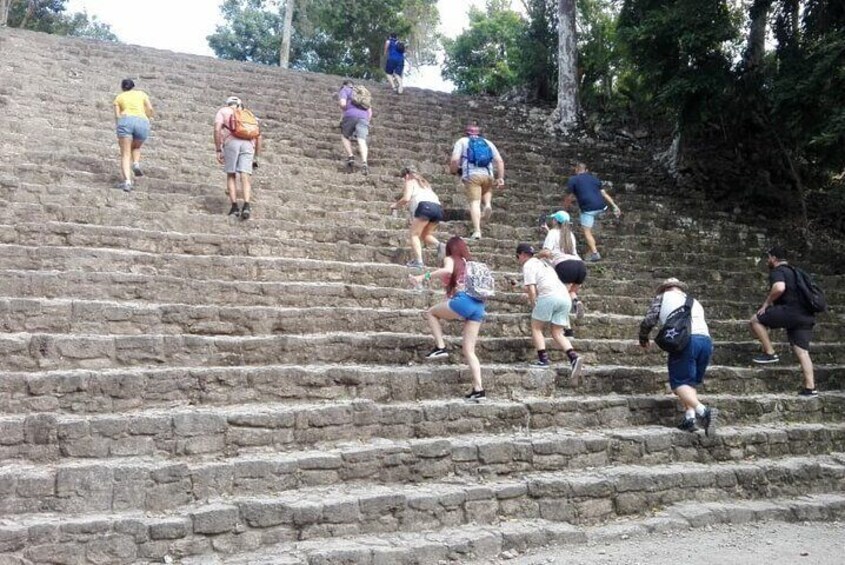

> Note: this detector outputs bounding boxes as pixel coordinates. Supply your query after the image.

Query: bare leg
[341,137,354,158]
[462,320,483,391]
[409,218,427,263]
[550,324,574,351]
[395,74,403,93]
[357,138,368,163]
[130,140,143,167]
[568,283,581,300]
[793,345,815,389]
[468,199,482,234]
[240,173,252,203]
[482,188,493,215]
[424,301,461,350]
[673,384,701,411]
[582,226,598,255]
[421,222,440,247]
[226,173,238,203]
[118,137,133,181]
[530,319,546,353]
[750,316,776,354]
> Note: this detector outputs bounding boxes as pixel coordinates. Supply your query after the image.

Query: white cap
[225,96,242,106]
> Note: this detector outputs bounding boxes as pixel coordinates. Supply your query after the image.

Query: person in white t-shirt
[639,278,718,436]
[517,243,584,382]
[537,210,587,323]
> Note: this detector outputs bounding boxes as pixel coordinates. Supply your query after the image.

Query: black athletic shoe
[465,389,486,402]
[346,157,354,173]
[361,163,369,176]
[425,347,448,359]
[699,407,718,437]
[240,203,251,220]
[752,353,780,364]
[678,418,698,432]
[530,359,550,367]
[798,388,819,397]
[228,203,240,217]
[563,328,575,338]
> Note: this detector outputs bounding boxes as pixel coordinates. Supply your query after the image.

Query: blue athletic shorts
[448,291,486,322]
[385,57,405,76]
[667,334,713,390]
[579,207,607,229]
[116,116,150,142]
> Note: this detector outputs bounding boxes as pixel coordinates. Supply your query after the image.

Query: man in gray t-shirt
[449,125,505,240]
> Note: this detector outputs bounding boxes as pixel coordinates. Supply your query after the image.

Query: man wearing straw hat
[639,278,718,436]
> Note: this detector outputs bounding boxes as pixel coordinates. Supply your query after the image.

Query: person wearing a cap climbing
[537,210,587,325]
[639,278,718,436]
[563,162,621,262]
[449,124,505,240]
[113,78,154,192]
[214,96,262,220]
[516,243,584,381]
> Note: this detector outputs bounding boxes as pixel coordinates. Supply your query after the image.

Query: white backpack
[465,261,495,300]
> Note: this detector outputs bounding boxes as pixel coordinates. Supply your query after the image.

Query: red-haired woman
[410,236,486,400]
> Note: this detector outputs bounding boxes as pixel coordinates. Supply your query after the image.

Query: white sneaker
[397,85,403,94]
[482,205,493,220]
[469,231,482,240]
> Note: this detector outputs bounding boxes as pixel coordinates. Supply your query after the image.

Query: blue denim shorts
[448,291,486,322]
[116,116,150,141]
[579,207,607,228]
[667,334,713,390]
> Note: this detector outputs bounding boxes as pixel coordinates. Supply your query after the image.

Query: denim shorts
[532,293,571,327]
[414,201,443,222]
[579,207,607,228]
[448,291,486,322]
[116,116,150,142]
[667,334,713,390]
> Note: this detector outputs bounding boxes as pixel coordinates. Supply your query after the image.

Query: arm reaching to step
[601,189,621,218]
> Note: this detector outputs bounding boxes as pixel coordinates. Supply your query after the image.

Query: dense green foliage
[4,0,117,41]
[207,0,439,78]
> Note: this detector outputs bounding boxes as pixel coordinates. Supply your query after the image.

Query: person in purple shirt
[563,162,622,262]
[338,80,373,175]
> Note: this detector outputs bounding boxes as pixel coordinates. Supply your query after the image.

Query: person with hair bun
[390,167,445,268]
[537,210,587,322]
[113,78,154,192]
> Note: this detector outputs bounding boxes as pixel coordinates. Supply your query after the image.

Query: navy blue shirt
[566,173,605,212]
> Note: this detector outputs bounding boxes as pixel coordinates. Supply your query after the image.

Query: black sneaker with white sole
[425,347,448,359]
[699,407,718,437]
[678,418,698,432]
[465,389,486,402]
[228,203,240,217]
[798,388,819,397]
[240,203,251,220]
[752,352,780,364]
[569,355,584,381]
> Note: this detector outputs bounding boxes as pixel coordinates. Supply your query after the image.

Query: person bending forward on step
[449,124,505,240]
[214,96,262,220]
[390,167,445,269]
[338,80,372,175]
[409,236,487,401]
[563,162,621,262]
[113,78,154,192]
[639,278,717,436]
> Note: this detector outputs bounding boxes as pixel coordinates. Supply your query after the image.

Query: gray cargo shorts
[223,138,255,174]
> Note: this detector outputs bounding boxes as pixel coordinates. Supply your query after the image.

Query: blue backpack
[466,136,493,167]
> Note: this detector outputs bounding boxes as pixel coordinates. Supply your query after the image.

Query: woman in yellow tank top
[113,79,154,192]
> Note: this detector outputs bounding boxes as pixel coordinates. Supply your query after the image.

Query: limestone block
[191,504,239,535]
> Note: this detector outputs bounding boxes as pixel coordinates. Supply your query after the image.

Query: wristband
[424,272,431,281]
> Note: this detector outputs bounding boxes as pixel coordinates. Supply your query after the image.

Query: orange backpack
[228,107,260,140]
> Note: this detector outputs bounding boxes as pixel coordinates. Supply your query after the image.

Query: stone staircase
[0,28,843,564]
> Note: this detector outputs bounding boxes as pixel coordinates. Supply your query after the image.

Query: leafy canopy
[4,0,118,41]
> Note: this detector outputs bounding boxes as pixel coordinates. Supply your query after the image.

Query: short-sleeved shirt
[542,228,580,264]
[114,90,150,119]
[566,172,605,212]
[522,257,568,298]
[214,106,257,148]
[339,86,370,120]
[451,136,502,181]
[770,264,802,309]
[386,38,404,61]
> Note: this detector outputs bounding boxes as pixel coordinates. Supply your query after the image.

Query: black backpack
[787,265,827,314]
[655,296,693,354]
[396,41,406,54]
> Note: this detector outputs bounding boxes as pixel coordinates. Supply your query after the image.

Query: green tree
[2,0,117,41]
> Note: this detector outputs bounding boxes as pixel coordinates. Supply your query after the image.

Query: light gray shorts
[532,293,572,327]
[223,139,254,174]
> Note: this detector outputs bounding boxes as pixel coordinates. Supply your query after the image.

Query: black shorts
[554,260,587,285]
[757,304,815,350]
[414,201,443,222]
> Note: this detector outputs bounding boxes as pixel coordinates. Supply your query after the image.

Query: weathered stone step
[0,455,841,562]
[1,394,842,462]
[1,424,841,516]
[4,330,842,373]
[2,363,842,415]
[219,493,845,565]
[2,298,843,343]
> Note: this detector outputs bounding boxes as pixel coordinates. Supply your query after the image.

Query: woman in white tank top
[390,167,445,269]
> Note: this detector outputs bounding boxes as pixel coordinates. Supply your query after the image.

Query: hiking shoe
[228,203,240,217]
[437,242,447,261]
[469,231,482,240]
[346,157,354,172]
[574,299,586,320]
[530,359,550,367]
[397,85,404,94]
[425,347,449,359]
[132,163,144,177]
[563,328,575,338]
[361,163,369,176]
[752,352,780,364]
[465,389,486,402]
[798,388,819,397]
[482,205,493,221]
[406,259,425,269]
[587,252,602,262]
[121,181,133,193]
[699,407,718,437]
[240,203,251,220]
[678,418,698,433]
[569,355,584,381]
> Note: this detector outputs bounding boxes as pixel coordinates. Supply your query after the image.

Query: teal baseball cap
[548,210,570,224]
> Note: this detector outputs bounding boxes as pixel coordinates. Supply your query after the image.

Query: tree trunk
[556,0,579,132]
[744,0,771,71]
[0,0,10,26]
[279,0,295,68]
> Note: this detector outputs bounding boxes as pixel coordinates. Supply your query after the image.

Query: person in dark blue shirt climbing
[563,162,622,262]
[384,32,406,94]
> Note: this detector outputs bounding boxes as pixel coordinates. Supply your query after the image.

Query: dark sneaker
[361,163,369,176]
[574,299,586,320]
[752,353,780,364]
[587,252,602,262]
[699,407,718,437]
[563,328,575,338]
[132,163,144,177]
[678,418,698,432]
[121,181,133,193]
[569,355,584,382]
[425,347,448,360]
[346,157,354,173]
[228,203,240,217]
[406,260,425,269]
[530,359,550,367]
[798,388,819,397]
[465,389,486,402]
[240,203,251,220]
